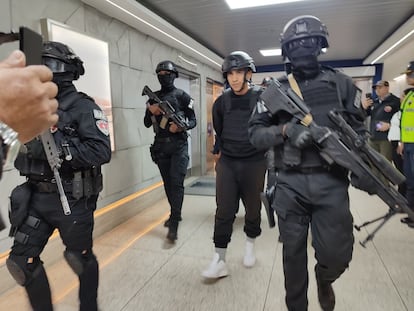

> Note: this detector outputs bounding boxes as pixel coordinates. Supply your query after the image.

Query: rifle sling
[287,74,313,126]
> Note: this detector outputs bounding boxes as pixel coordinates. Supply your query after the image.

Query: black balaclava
[158,72,176,91]
[291,55,320,80]
[285,38,321,80]
[53,74,75,95]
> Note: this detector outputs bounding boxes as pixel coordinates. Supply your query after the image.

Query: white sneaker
[201,253,228,278]
[243,240,256,268]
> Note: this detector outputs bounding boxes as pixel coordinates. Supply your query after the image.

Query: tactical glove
[284,122,313,149]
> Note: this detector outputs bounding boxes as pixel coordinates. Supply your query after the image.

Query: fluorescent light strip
[226,0,307,9]
[178,55,198,67]
[393,74,406,81]
[371,29,414,64]
[260,48,282,56]
[106,0,221,68]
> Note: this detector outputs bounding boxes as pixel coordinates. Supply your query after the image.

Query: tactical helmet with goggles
[280,15,329,58]
[156,60,179,77]
[42,41,85,81]
[221,51,256,79]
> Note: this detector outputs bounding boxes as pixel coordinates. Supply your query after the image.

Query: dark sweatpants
[213,156,266,248]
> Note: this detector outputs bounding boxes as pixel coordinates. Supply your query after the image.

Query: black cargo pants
[272,170,354,311]
[155,137,189,225]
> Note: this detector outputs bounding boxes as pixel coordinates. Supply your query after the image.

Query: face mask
[290,55,320,79]
[52,78,73,96]
[158,73,175,89]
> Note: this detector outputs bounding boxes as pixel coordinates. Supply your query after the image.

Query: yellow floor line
[53,212,168,304]
[0,181,163,263]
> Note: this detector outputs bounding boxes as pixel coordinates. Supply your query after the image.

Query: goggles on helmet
[42,57,66,73]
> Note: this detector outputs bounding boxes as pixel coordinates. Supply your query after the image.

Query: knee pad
[6,255,42,286]
[64,249,96,276]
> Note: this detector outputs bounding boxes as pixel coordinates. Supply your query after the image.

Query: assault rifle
[142,85,189,130]
[260,79,414,246]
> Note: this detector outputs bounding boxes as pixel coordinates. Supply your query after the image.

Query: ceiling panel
[137,0,414,67]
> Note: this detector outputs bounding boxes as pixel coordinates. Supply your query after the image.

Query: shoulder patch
[96,120,109,136]
[93,109,108,121]
[353,88,362,108]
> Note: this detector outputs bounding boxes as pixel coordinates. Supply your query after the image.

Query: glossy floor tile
[0,186,413,311]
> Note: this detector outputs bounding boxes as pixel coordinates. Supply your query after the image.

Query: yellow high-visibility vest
[401,90,414,142]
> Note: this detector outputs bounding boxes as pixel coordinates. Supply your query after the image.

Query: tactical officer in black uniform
[248,16,366,311]
[6,41,111,311]
[201,51,266,279]
[144,60,196,242]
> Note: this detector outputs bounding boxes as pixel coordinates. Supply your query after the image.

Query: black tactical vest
[220,86,262,158]
[289,71,343,168]
[14,92,85,179]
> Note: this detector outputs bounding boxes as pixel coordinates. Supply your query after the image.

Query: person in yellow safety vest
[398,61,414,227]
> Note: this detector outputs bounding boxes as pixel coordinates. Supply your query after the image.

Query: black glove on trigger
[284,122,313,149]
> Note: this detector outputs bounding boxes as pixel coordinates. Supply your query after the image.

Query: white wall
[0,0,222,253]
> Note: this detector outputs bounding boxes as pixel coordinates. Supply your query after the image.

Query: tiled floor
[0,185,413,311]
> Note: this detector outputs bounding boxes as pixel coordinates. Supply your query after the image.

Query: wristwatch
[0,122,20,169]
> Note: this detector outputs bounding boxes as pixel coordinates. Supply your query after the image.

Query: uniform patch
[188,99,194,109]
[353,89,362,108]
[96,120,109,136]
[256,100,268,113]
[93,109,108,121]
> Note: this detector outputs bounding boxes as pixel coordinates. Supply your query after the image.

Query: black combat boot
[316,277,335,311]
[166,222,178,242]
[164,216,182,227]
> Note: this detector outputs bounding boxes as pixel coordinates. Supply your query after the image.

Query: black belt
[284,166,331,174]
[28,179,73,193]
[155,137,172,143]
[284,165,348,177]
[155,134,187,143]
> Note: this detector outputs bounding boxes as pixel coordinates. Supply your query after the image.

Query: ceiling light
[260,49,282,56]
[226,0,307,9]
[393,74,406,81]
[370,29,414,64]
[364,15,414,65]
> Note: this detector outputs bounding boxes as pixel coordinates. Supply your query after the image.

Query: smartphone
[19,27,42,65]
[365,93,372,99]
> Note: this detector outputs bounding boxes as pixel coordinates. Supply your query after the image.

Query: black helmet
[42,41,85,81]
[222,51,256,78]
[280,15,329,57]
[156,60,179,77]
